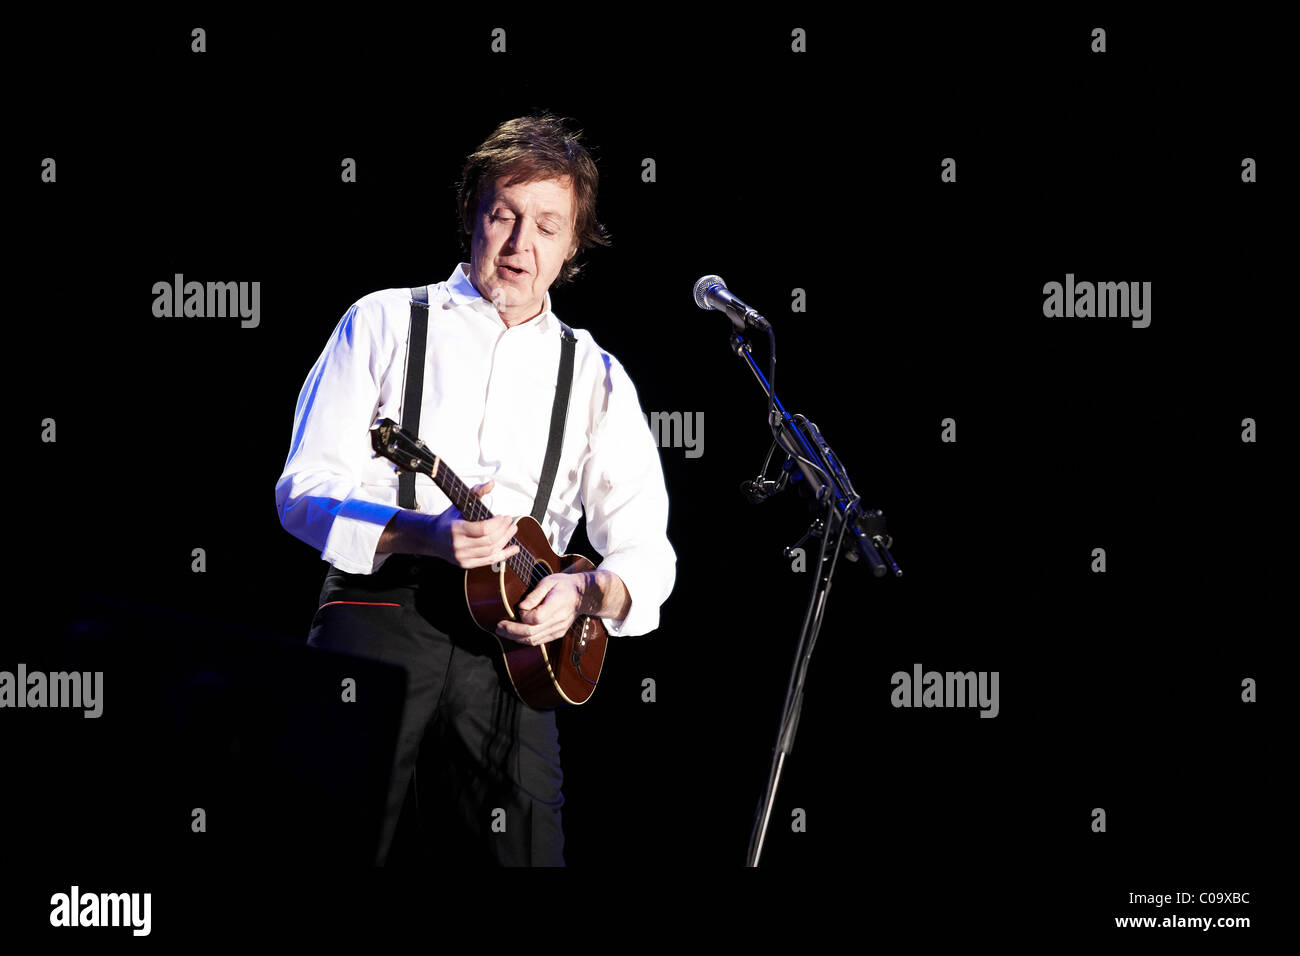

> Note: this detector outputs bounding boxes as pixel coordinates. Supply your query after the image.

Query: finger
[495,519,519,550]
[528,602,570,631]
[472,479,495,498]
[464,543,519,569]
[496,619,535,642]
[499,621,560,646]
[453,527,498,559]
[518,577,555,612]
[454,525,518,564]
[528,620,571,645]
[519,593,570,630]
[462,521,513,555]
[481,524,518,560]
[460,514,514,540]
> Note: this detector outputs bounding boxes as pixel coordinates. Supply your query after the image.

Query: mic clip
[739,477,783,504]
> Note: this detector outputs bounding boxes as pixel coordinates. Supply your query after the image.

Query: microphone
[693,275,771,331]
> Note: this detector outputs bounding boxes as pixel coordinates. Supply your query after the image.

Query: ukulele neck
[425,456,495,523]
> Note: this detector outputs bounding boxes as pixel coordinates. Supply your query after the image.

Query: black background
[5,9,1282,943]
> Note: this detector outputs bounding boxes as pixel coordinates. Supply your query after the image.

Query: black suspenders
[531,321,577,523]
[398,285,577,526]
[397,286,430,511]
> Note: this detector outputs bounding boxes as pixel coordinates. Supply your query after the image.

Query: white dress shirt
[275,263,676,637]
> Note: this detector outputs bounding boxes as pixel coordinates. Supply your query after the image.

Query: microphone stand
[727,318,902,868]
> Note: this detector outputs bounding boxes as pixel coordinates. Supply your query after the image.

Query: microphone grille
[693,274,726,311]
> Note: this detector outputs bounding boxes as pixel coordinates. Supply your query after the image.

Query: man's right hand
[428,479,520,568]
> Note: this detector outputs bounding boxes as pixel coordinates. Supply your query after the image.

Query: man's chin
[488,284,512,313]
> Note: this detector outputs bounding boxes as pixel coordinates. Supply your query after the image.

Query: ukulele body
[464,514,609,707]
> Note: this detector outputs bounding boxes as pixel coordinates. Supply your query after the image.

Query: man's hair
[457,113,611,287]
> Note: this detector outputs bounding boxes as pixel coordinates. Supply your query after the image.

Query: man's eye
[539,227,555,236]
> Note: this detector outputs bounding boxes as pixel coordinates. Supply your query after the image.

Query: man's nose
[506,216,533,249]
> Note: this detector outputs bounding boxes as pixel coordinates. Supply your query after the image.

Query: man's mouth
[500,264,526,275]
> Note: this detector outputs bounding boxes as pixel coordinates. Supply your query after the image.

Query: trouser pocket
[308,598,406,654]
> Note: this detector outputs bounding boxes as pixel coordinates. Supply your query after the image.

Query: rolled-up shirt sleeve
[275,299,402,574]
[580,354,676,637]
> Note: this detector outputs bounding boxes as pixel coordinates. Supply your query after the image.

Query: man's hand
[496,572,585,646]
[497,568,632,646]
[377,479,518,568]
[431,479,519,569]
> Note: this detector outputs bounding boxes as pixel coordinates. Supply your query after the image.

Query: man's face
[469,174,578,326]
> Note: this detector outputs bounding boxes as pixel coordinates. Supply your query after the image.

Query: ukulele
[369,417,608,708]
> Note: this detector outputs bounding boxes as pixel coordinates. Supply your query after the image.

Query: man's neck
[497,304,543,329]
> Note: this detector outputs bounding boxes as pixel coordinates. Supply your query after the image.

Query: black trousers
[307,553,565,867]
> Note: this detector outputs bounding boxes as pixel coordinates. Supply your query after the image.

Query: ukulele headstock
[370,417,437,477]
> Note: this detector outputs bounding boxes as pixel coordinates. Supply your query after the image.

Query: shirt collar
[446,262,555,335]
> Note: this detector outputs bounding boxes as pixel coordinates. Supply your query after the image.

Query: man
[275,114,675,866]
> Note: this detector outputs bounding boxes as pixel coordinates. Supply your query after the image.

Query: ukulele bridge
[570,617,591,666]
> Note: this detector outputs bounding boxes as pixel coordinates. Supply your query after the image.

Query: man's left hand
[497,572,586,646]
